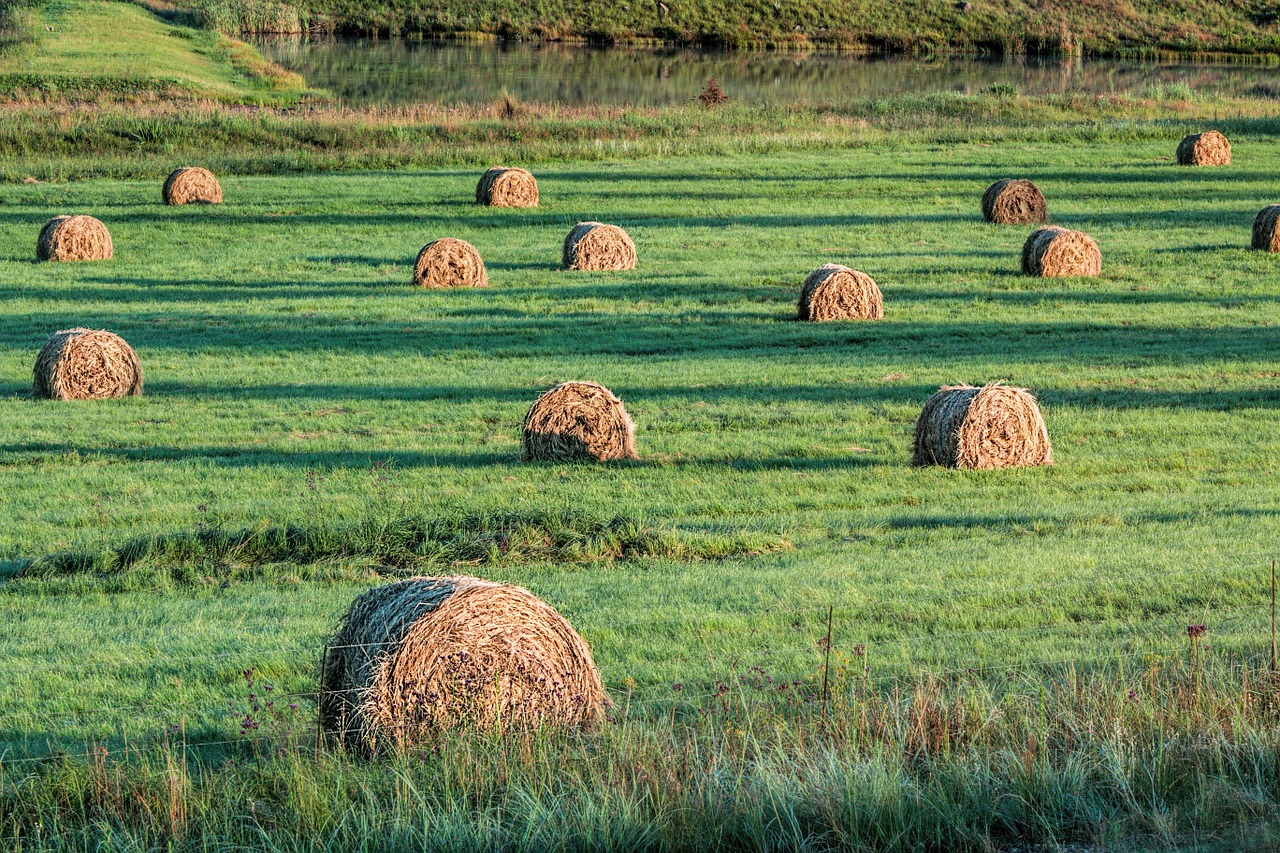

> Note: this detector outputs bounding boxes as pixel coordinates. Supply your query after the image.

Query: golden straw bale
[319,575,607,750]
[36,215,113,262]
[1176,130,1231,166]
[162,167,223,205]
[981,179,1047,225]
[412,238,488,288]
[33,328,142,400]
[475,167,539,207]
[1021,226,1101,277]
[522,381,637,462]
[797,264,883,321]
[562,222,636,271]
[912,384,1052,469]
[1252,205,1280,253]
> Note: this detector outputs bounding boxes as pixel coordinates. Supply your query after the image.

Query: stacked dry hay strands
[1021,226,1101,277]
[1177,130,1231,166]
[563,222,636,271]
[797,264,883,321]
[981,179,1047,225]
[36,215,113,262]
[413,238,488,288]
[1253,205,1280,253]
[319,576,606,750]
[476,167,539,208]
[162,167,223,205]
[33,329,142,400]
[522,381,637,462]
[912,384,1052,469]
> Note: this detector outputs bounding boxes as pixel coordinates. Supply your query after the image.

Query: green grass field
[3,136,1280,848]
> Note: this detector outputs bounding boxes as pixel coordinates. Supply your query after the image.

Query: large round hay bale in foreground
[475,166,539,208]
[319,575,606,749]
[33,328,142,400]
[36,215,113,262]
[797,264,883,321]
[522,381,637,462]
[912,384,1052,469]
[562,222,636,271]
[981,178,1047,225]
[162,167,223,205]
[1021,226,1101,278]
[413,238,488,288]
[1253,205,1280,253]
[1176,130,1231,166]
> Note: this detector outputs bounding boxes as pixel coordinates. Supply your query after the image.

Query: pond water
[255,37,1280,107]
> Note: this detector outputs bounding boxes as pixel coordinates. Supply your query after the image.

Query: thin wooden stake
[316,643,328,756]
[1270,561,1276,674]
[821,604,833,719]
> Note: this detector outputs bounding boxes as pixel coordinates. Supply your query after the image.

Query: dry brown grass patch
[413,238,488,288]
[1176,130,1231,166]
[1021,226,1101,277]
[319,575,606,750]
[36,215,113,262]
[797,264,883,321]
[1252,205,1280,253]
[981,179,1047,225]
[33,328,143,400]
[563,222,636,271]
[162,167,223,205]
[522,381,638,462]
[475,167,538,207]
[912,384,1052,469]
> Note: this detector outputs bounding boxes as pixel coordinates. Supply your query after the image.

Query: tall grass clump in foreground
[3,655,1279,850]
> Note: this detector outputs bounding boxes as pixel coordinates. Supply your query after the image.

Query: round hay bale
[797,264,883,321]
[1176,130,1231,166]
[412,238,488,289]
[912,384,1052,469]
[1021,226,1101,278]
[475,166,539,208]
[562,222,636,271]
[33,328,142,400]
[981,178,1047,225]
[162,167,223,205]
[36,215,113,262]
[1252,204,1280,253]
[319,575,607,749]
[522,381,637,462]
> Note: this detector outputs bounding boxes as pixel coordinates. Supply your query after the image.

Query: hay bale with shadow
[1021,226,1100,277]
[33,328,142,400]
[319,575,607,750]
[981,179,1047,225]
[522,381,637,462]
[163,167,223,205]
[797,264,883,321]
[413,238,488,288]
[1176,130,1231,166]
[37,215,113,262]
[1253,205,1280,253]
[912,384,1052,469]
[476,167,539,208]
[562,222,636,271]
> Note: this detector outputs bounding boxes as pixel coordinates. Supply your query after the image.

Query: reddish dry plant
[698,78,729,108]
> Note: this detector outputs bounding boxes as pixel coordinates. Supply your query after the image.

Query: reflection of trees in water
[256,37,1280,106]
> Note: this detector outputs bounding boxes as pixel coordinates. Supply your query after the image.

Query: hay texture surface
[319,575,606,749]
[1177,130,1231,166]
[522,381,637,462]
[1253,205,1280,253]
[981,179,1047,225]
[797,264,883,321]
[162,167,223,205]
[912,384,1052,470]
[36,215,112,262]
[475,167,539,208]
[413,238,488,288]
[33,328,142,400]
[562,222,636,271]
[1021,226,1101,278]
